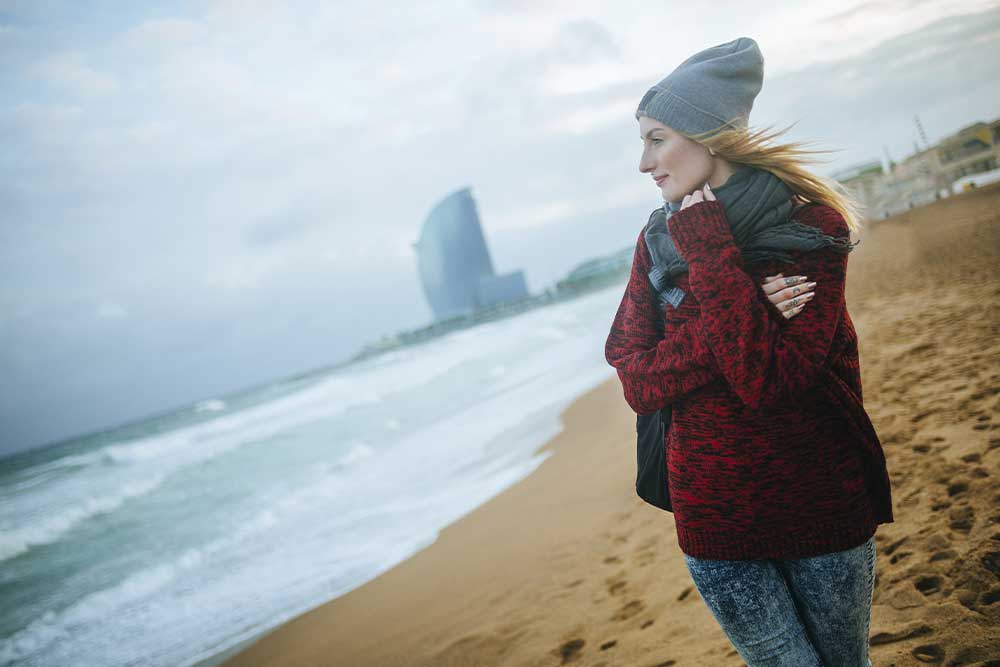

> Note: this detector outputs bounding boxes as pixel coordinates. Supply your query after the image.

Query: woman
[604,37,894,667]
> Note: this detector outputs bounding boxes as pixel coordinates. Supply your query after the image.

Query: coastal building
[834,116,1000,220]
[413,187,528,321]
[937,120,999,183]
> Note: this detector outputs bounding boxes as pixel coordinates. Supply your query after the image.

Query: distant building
[555,248,633,294]
[937,120,999,182]
[832,160,884,213]
[833,116,1000,220]
[477,272,529,308]
[413,187,528,321]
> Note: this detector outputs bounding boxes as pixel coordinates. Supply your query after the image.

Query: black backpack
[635,401,673,511]
[634,290,673,511]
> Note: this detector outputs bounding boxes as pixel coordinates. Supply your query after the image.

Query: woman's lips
[655,175,669,185]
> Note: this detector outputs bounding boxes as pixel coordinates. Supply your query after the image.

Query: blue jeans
[682,535,877,667]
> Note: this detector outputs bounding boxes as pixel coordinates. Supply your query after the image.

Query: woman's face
[638,115,715,204]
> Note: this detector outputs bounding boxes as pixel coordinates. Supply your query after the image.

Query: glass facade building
[414,187,528,321]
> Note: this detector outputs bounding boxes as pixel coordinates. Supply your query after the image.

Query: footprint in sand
[870,622,933,645]
[911,408,940,423]
[634,548,656,567]
[633,536,660,567]
[946,479,969,496]
[889,550,913,565]
[553,637,585,664]
[911,643,945,663]
[610,599,644,622]
[928,549,956,563]
[605,572,627,596]
[948,505,974,532]
[982,550,1000,578]
[981,586,1000,605]
[914,574,943,595]
[883,536,908,556]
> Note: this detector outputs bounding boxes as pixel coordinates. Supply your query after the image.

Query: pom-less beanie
[636,37,764,137]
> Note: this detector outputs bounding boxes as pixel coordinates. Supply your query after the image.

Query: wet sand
[220,182,1000,666]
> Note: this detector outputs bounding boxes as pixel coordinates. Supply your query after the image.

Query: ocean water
[0,283,626,667]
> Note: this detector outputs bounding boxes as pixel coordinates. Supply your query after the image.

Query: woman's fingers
[760,274,787,296]
[761,275,814,298]
[773,282,816,303]
[783,303,805,319]
[760,274,805,297]
[759,274,817,318]
[778,291,816,317]
[680,185,710,210]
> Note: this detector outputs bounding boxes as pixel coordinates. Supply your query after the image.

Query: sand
[220,183,1000,667]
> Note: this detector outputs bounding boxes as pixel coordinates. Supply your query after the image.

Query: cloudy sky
[2,0,998,457]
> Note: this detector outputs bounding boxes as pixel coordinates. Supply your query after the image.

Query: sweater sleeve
[666,199,849,412]
[604,229,723,415]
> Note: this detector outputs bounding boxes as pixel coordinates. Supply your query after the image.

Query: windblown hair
[683,121,866,236]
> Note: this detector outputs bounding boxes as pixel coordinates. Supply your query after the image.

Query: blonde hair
[682,121,866,236]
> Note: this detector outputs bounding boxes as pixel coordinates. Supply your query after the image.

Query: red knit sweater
[605,198,894,560]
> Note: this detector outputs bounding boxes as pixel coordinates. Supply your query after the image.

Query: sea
[0,283,626,667]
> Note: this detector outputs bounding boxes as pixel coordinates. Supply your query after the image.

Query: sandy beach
[220,183,1000,667]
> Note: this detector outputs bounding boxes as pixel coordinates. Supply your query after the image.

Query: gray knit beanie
[636,37,764,137]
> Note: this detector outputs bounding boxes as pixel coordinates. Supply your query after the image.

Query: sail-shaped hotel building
[413,187,528,321]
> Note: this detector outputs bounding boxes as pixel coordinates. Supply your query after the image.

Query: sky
[2,0,999,457]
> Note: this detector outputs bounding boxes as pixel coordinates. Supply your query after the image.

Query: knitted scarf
[644,164,859,308]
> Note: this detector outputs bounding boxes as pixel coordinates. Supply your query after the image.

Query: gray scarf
[644,164,859,308]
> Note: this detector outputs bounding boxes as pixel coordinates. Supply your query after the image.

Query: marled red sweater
[605,198,894,560]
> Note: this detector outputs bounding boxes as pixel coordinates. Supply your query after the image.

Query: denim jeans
[682,535,877,667]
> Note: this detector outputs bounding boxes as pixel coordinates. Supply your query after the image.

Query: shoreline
[189,374,631,667]
[217,375,693,666]
[215,184,1000,666]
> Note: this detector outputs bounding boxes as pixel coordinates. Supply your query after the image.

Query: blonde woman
[605,37,894,667]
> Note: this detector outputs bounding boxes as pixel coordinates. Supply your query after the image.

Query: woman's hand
[760,273,817,319]
[679,182,716,209]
